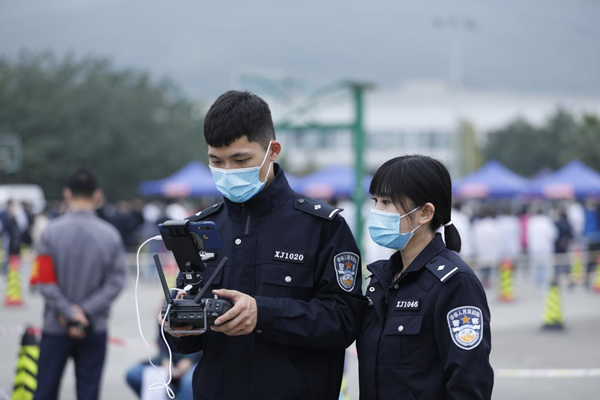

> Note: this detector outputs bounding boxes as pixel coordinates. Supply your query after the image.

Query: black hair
[204,90,276,149]
[66,167,99,198]
[369,155,462,253]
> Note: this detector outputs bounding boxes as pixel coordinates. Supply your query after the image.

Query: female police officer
[357,155,493,400]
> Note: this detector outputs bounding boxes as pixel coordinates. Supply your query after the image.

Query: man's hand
[71,305,88,326]
[59,305,88,339]
[157,291,204,337]
[210,289,257,336]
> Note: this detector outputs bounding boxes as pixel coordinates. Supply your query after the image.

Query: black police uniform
[357,234,493,400]
[166,164,368,400]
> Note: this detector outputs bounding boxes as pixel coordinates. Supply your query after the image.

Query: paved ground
[1,258,600,400]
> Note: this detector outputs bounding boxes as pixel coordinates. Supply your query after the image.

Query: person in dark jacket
[159,90,367,400]
[357,155,493,400]
[554,208,573,280]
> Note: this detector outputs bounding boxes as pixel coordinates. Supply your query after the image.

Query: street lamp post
[275,81,373,252]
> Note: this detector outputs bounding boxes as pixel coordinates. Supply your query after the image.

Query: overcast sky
[1,0,599,100]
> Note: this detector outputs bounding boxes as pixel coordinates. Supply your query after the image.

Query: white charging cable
[135,235,176,399]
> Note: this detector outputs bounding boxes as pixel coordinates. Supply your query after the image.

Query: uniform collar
[223,163,293,222]
[368,233,447,284]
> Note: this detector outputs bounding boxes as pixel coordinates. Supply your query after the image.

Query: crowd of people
[4,193,600,292]
[0,197,216,261]
[449,199,600,289]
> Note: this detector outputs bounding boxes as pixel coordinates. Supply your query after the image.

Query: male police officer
[161,91,367,400]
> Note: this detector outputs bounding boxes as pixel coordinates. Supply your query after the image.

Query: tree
[560,113,600,169]
[0,51,207,200]
[483,109,600,176]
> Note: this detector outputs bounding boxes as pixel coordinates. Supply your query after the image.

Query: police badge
[333,252,359,292]
[446,306,483,350]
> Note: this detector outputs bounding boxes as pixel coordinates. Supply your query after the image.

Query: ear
[92,189,104,207]
[63,188,72,202]
[419,202,435,225]
[269,140,281,162]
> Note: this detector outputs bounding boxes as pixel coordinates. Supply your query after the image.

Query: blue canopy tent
[296,165,371,198]
[453,160,528,199]
[525,160,600,199]
[138,161,220,197]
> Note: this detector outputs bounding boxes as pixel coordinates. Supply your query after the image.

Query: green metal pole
[350,84,366,254]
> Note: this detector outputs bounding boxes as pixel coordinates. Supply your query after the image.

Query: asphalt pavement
[1,257,600,400]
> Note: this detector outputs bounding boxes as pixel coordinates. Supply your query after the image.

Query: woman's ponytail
[443,221,462,253]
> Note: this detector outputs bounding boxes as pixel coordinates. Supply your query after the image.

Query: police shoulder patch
[446,306,484,351]
[295,197,342,220]
[333,252,359,292]
[425,256,459,283]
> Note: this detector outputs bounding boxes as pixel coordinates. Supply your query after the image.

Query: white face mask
[209,141,273,203]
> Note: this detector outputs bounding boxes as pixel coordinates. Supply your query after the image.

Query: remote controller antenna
[194,257,228,304]
[154,254,174,305]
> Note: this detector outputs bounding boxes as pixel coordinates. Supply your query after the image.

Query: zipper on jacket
[241,204,251,234]
[245,214,251,234]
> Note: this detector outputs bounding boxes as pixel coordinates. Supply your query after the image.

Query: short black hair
[66,167,99,198]
[204,90,275,149]
[369,155,462,253]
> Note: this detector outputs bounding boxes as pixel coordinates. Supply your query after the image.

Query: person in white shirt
[451,202,474,262]
[472,208,502,287]
[497,207,522,263]
[526,207,559,289]
[566,201,585,238]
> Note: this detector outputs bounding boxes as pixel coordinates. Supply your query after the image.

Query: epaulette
[294,197,343,221]
[186,202,224,222]
[424,256,459,283]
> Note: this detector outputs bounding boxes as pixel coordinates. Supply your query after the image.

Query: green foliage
[483,109,600,176]
[560,114,600,169]
[0,51,207,200]
[457,120,483,177]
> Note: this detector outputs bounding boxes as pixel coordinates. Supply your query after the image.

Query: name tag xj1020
[273,250,306,264]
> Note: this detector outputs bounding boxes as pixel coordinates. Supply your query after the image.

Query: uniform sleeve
[254,216,368,351]
[433,272,494,400]
[80,236,127,316]
[36,229,74,319]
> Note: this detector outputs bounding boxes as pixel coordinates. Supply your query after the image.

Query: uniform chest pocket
[260,264,313,300]
[380,315,426,368]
